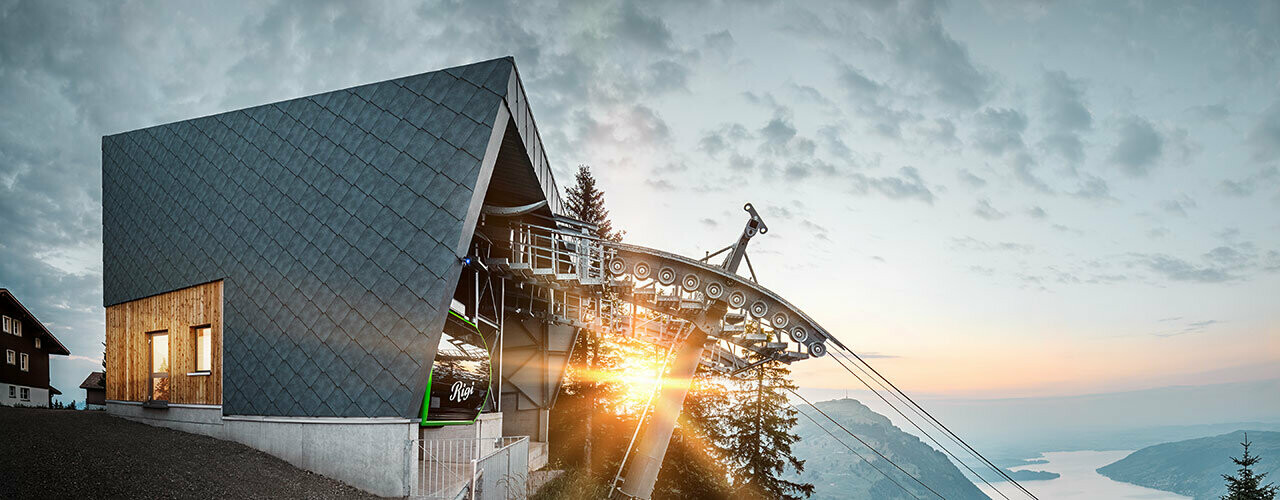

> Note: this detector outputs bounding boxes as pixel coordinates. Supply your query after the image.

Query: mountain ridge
[790,398,992,500]
[1097,430,1280,500]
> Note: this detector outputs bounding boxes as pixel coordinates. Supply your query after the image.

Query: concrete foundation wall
[419,411,503,441]
[107,402,416,497]
[1,384,48,407]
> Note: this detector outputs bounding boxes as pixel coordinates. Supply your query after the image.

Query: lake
[976,450,1191,500]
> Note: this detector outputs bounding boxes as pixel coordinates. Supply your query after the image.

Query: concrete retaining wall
[107,401,416,497]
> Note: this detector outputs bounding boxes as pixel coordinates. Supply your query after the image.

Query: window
[193,325,212,373]
[19,387,29,401]
[4,349,12,364]
[148,331,170,402]
[20,353,28,372]
[7,386,13,398]
[34,338,40,349]
[12,319,19,336]
[1,315,8,333]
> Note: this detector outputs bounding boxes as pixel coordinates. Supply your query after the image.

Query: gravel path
[0,407,386,499]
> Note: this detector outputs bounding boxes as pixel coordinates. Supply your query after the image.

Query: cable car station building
[103,57,840,498]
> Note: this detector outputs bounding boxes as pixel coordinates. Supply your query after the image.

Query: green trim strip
[420,310,492,427]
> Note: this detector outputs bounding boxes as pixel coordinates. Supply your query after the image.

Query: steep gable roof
[0,288,71,355]
[103,57,562,417]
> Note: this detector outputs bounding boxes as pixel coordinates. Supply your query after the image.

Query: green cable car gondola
[420,310,492,426]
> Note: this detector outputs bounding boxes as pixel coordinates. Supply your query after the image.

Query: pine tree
[1222,433,1277,500]
[724,338,815,500]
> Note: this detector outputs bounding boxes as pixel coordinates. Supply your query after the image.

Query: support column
[614,328,709,499]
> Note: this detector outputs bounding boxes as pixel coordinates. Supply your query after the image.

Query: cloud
[951,237,1033,253]
[697,123,750,157]
[1158,194,1197,217]
[1219,166,1280,197]
[849,166,935,204]
[1187,103,1229,122]
[1247,101,1280,162]
[839,64,883,95]
[760,116,798,149]
[957,169,987,188]
[1153,319,1222,338]
[881,0,992,109]
[972,107,1028,155]
[612,1,677,54]
[972,198,1006,220]
[646,178,676,191]
[1025,206,1047,219]
[703,29,735,56]
[1110,116,1164,176]
[834,63,918,138]
[1133,242,1268,283]
[818,125,853,158]
[643,59,691,94]
[1072,175,1113,200]
[919,118,959,146]
[1039,70,1092,163]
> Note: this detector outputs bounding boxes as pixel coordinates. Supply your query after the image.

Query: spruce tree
[724,337,815,500]
[564,164,623,242]
[1222,433,1277,500]
[556,164,623,473]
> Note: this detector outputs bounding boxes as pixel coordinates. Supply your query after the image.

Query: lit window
[20,353,28,372]
[193,326,212,373]
[148,331,170,401]
[19,388,29,401]
[4,349,12,364]
[1,315,8,333]
[34,338,40,349]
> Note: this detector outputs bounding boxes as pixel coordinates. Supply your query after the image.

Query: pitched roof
[0,288,71,355]
[103,57,560,418]
[80,371,105,390]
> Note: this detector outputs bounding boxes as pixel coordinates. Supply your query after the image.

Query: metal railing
[413,436,530,500]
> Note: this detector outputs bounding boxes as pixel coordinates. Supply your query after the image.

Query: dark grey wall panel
[102,57,520,418]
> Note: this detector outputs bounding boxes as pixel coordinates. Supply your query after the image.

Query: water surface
[977,450,1190,500]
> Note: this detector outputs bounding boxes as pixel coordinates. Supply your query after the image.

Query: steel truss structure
[467,202,845,499]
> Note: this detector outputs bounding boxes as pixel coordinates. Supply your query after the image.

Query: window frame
[19,387,29,401]
[12,319,19,337]
[147,330,170,403]
[4,349,12,365]
[34,337,40,349]
[20,353,28,372]
[7,386,13,398]
[190,324,213,375]
[2,315,9,333]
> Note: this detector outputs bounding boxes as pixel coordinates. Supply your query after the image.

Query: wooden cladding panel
[105,280,222,404]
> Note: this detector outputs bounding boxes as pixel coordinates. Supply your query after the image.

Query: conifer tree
[556,164,624,473]
[564,164,623,242]
[724,336,815,500]
[1222,433,1277,500]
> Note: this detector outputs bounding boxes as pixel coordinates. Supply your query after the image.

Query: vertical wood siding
[105,280,222,404]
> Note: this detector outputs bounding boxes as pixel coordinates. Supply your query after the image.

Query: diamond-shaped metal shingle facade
[102,57,523,418]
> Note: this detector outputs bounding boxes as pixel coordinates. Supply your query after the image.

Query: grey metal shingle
[102,57,518,418]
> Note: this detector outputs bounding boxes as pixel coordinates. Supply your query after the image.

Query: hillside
[1097,430,1280,500]
[789,398,992,500]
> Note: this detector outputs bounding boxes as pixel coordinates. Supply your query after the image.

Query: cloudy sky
[1,0,1277,403]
